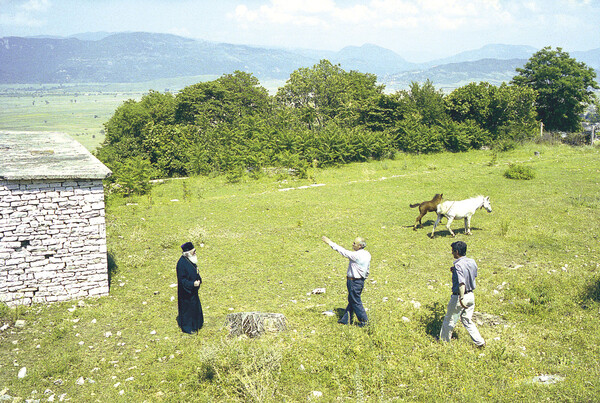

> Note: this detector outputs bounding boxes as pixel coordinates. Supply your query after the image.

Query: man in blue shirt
[439,241,485,347]
[322,235,371,327]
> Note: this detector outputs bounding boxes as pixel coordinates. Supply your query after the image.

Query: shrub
[392,117,444,154]
[493,139,517,152]
[504,163,535,180]
[113,157,156,195]
[225,164,245,184]
[443,120,490,152]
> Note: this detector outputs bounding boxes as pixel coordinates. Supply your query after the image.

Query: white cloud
[523,1,538,12]
[20,0,51,12]
[568,0,592,5]
[233,5,258,22]
[331,5,377,24]
[269,0,336,15]
[0,0,50,28]
[0,11,45,27]
[371,0,419,16]
[232,0,351,27]
[231,0,521,32]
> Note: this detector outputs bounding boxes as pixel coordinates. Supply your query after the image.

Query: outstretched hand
[321,236,331,244]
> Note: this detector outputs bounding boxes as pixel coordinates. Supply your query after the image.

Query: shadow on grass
[424,301,446,338]
[582,275,600,304]
[404,219,438,229]
[422,219,437,227]
[334,308,346,320]
[429,226,484,238]
[107,251,118,288]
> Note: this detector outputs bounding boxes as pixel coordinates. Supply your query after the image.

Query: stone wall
[0,179,109,306]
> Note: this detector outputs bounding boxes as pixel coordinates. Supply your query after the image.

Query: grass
[1,143,600,401]
[0,87,140,151]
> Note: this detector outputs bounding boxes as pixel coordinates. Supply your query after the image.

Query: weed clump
[504,163,535,180]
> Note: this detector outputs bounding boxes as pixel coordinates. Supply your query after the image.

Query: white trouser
[439,293,485,346]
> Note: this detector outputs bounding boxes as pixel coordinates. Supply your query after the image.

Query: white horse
[430,196,492,238]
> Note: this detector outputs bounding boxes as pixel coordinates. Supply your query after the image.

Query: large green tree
[511,47,599,132]
[174,71,271,127]
[275,60,383,128]
[401,80,448,127]
[445,82,537,141]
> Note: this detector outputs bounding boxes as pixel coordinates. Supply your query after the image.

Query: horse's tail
[409,203,420,208]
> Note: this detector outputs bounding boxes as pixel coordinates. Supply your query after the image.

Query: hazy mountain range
[1,32,598,90]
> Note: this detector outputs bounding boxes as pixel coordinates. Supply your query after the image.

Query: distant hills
[1,32,598,90]
[386,58,530,90]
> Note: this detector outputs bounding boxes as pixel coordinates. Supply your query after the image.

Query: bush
[493,139,518,152]
[112,157,156,195]
[443,120,490,152]
[392,117,444,154]
[504,163,535,180]
[225,164,244,184]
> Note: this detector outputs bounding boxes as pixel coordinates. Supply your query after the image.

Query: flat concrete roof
[0,131,112,180]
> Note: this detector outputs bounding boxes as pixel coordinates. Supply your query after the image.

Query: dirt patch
[472,312,504,326]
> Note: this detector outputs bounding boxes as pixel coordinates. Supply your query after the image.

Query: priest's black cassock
[176,255,203,333]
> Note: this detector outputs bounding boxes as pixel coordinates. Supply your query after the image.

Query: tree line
[95,46,598,194]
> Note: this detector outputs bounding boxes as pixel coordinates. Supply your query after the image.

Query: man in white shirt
[322,235,371,327]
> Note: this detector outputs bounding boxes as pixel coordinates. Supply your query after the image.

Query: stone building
[0,131,112,306]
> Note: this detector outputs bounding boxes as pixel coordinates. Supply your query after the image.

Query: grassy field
[1,143,600,401]
[0,76,293,152]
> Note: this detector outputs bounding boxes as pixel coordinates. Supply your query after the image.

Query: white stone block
[25,255,45,263]
[3,195,22,202]
[10,251,27,259]
[89,217,105,225]
[87,274,107,282]
[33,270,54,280]
[91,202,105,210]
[88,286,109,296]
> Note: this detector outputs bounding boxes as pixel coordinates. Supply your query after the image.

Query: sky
[0,0,599,62]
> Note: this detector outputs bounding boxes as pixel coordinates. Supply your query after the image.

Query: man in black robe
[176,242,203,333]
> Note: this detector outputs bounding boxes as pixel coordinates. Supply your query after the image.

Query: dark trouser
[339,278,368,326]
